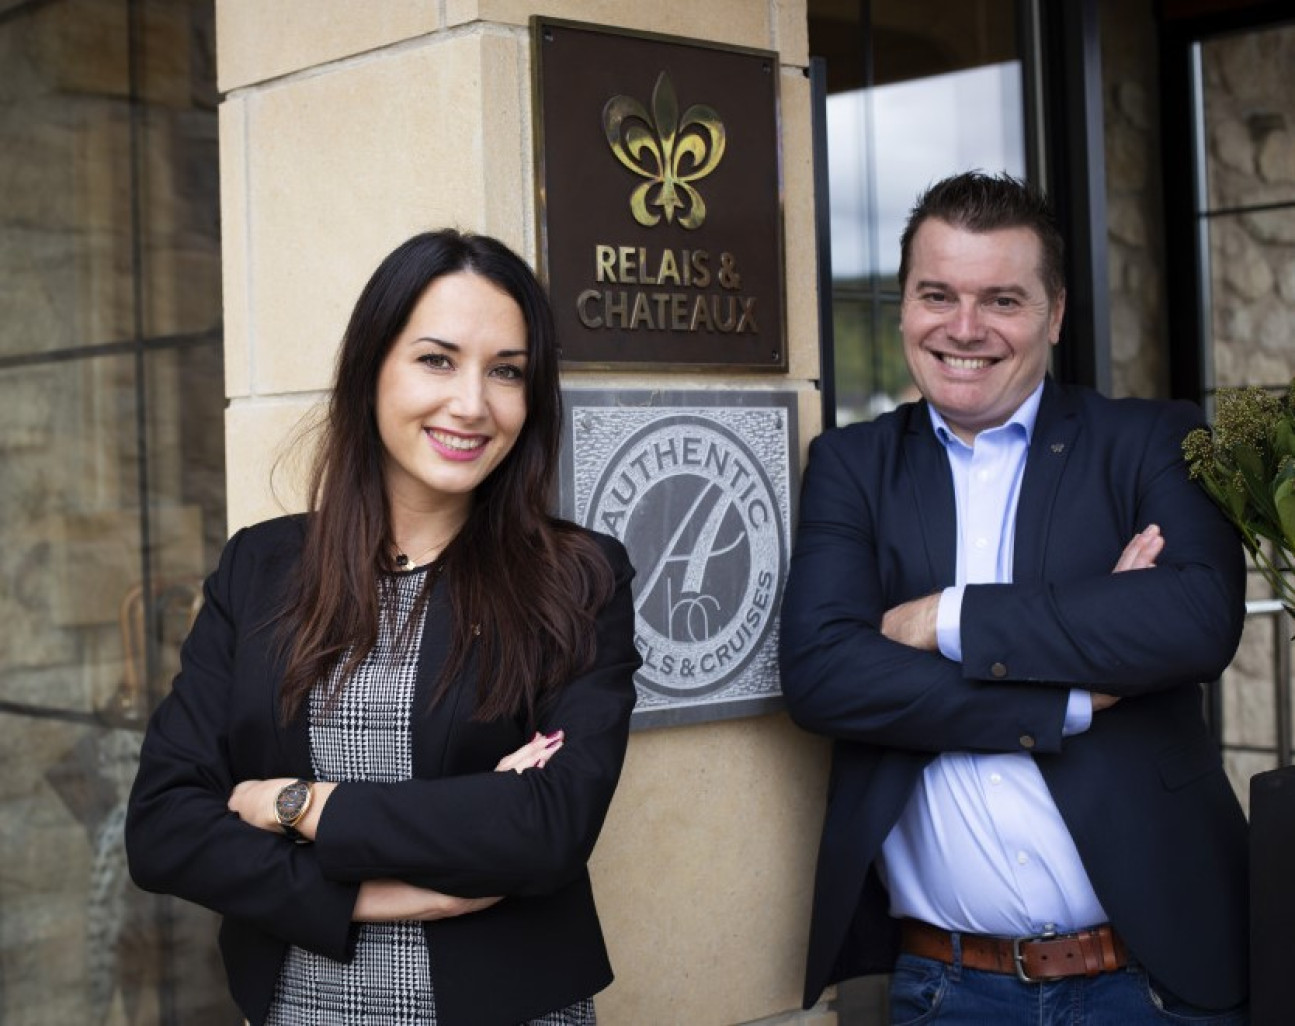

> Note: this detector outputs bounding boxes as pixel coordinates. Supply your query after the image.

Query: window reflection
[0,0,230,1021]
[812,0,1027,425]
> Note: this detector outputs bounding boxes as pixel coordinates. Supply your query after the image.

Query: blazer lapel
[1014,379,1081,583]
[274,678,314,777]
[410,570,462,779]
[902,401,958,591]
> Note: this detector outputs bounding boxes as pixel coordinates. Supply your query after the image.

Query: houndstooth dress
[265,567,595,1026]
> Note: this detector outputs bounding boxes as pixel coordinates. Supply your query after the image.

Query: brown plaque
[532,18,786,370]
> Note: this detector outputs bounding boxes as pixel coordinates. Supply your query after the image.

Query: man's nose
[946,300,986,342]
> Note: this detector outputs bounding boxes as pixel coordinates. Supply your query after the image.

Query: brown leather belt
[900,919,1129,983]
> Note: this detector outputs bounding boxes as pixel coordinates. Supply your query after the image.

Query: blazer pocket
[1157,736,1223,791]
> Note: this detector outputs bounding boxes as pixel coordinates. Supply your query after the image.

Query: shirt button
[1017,851,1030,865]
[991,662,1008,678]
[977,470,991,482]
[989,772,1003,785]
[1019,734,1036,749]
[974,537,989,549]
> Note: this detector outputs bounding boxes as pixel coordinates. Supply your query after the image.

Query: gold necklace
[393,539,443,570]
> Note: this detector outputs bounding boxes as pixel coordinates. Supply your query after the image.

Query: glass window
[810,0,1027,425]
[0,0,230,1021]
[1189,20,1295,797]
[1198,22,1295,392]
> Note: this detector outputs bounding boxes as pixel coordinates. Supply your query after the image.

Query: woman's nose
[448,375,487,419]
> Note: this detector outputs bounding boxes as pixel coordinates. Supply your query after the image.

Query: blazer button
[1019,735,1036,749]
[991,662,1008,678]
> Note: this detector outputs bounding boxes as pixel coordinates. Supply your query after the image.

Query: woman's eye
[492,364,525,381]
[418,353,452,370]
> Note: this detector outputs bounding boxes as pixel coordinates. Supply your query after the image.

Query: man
[779,171,1248,1023]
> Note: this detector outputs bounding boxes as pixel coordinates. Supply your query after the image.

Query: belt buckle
[1011,926,1058,983]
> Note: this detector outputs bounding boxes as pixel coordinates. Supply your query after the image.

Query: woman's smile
[375,270,529,515]
[426,427,490,460]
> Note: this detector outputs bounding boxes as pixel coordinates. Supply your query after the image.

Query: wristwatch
[273,779,314,841]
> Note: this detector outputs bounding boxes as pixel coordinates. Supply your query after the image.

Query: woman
[125,230,641,1026]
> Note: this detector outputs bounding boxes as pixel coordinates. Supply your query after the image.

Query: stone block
[216,0,443,92]
[1210,118,1254,178]
[478,31,530,248]
[1258,127,1295,185]
[244,36,514,395]
[1213,218,1274,302]
[589,714,829,1025]
[224,396,324,531]
[781,70,820,383]
[446,0,776,54]
[1114,80,1151,133]
[1277,256,1295,303]
[220,98,251,398]
[1107,194,1148,249]
[1106,121,1149,193]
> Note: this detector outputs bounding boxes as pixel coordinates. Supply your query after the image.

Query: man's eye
[922,292,949,304]
[990,296,1019,309]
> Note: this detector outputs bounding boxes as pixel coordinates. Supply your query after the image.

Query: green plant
[1182,379,1295,619]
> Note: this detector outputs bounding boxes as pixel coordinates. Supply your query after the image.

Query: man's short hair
[898,171,1066,301]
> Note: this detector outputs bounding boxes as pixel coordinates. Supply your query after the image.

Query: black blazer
[126,516,641,1026]
[779,380,1249,1011]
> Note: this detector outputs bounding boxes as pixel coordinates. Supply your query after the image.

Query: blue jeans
[889,953,1249,1026]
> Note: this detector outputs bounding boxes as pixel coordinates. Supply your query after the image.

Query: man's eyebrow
[911,280,1032,297]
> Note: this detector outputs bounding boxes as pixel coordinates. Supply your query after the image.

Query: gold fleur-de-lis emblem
[603,71,726,230]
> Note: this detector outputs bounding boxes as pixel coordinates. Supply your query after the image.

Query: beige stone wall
[1199,23,1295,392]
[215,2,833,1023]
[1100,0,1168,400]
[1198,23,1295,806]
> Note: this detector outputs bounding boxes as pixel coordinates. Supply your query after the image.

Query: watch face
[275,781,310,825]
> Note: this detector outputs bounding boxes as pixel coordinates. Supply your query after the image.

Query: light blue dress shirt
[876,382,1108,937]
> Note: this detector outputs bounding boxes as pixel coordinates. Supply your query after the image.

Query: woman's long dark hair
[276,229,615,725]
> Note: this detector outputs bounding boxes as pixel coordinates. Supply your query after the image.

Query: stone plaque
[560,389,798,726]
[532,18,786,370]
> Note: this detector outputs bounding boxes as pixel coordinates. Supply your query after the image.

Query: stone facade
[214,3,831,1024]
[1201,24,1295,392]
[1101,0,1169,400]
[1200,23,1295,807]
[0,0,227,1021]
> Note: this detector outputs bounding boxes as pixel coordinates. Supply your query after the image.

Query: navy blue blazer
[779,379,1248,1011]
[126,516,641,1026]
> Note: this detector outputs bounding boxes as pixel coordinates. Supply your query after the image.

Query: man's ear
[1049,289,1067,344]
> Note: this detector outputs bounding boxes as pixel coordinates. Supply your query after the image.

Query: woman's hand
[353,879,502,922]
[494,730,563,773]
[228,728,563,840]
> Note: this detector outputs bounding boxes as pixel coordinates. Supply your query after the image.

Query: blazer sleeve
[779,429,1070,756]
[312,540,641,897]
[125,527,359,960]
[958,400,1246,692]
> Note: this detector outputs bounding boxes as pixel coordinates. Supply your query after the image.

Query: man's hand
[880,593,941,652]
[1091,525,1165,712]
[1113,523,1163,573]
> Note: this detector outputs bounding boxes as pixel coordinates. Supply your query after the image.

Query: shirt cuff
[1063,689,1094,736]
[936,586,964,662]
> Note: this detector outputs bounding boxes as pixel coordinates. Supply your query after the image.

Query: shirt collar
[927,380,1045,450]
